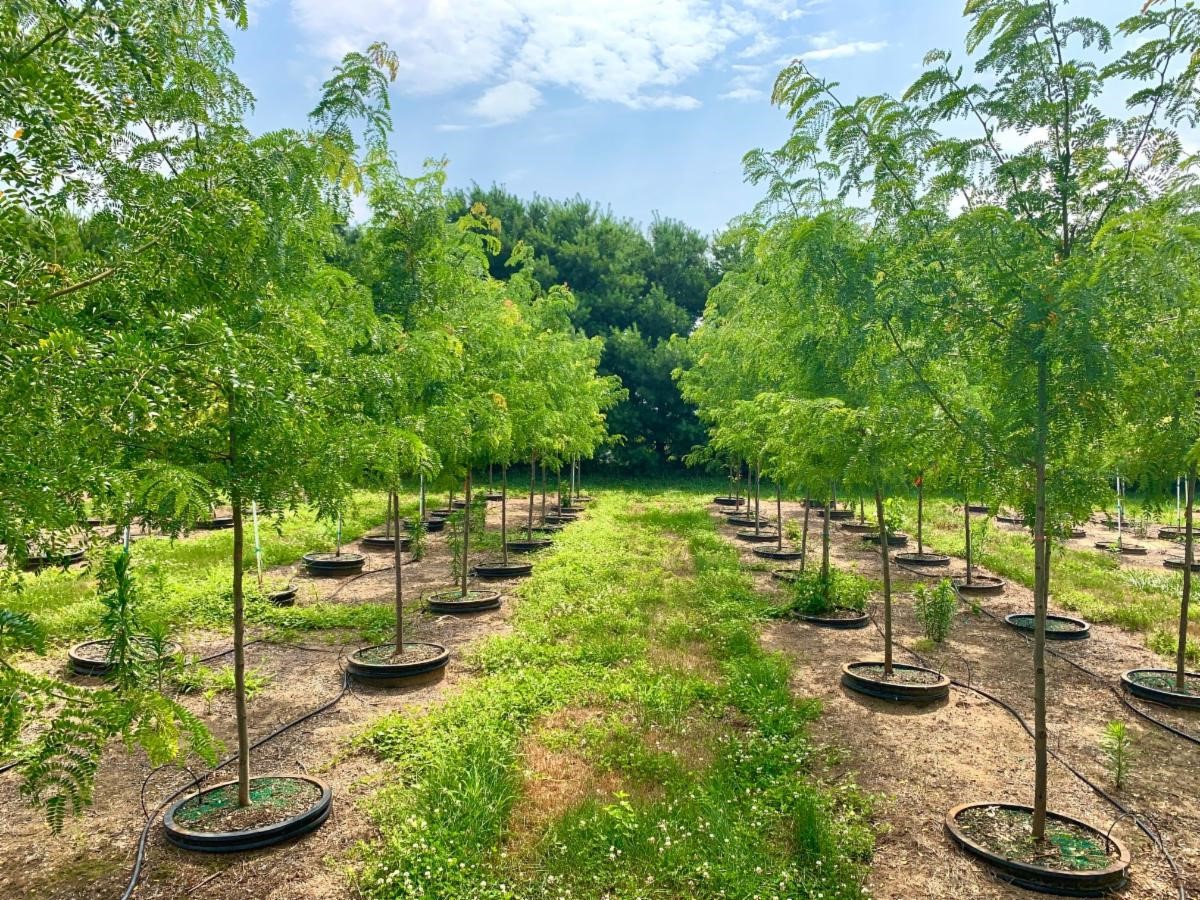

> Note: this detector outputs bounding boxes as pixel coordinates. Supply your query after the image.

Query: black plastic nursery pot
[426,589,502,613]
[894,551,951,567]
[535,523,565,533]
[1120,669,1200,710]
[817,508,854,521]
[840,521,877,534]
[771,569,801,584]
[302,552,365,577]
[726,515,770,527]
[1004,613,1090,641]
[1068,527,1087,539]
[193,516,234,531]
[944,802,1130,897]
[1157,526,1186,541]
[966,504,990,514]
[484,492,504,502]
[952,574,1006,596]
[429,508,452,519]
[713,497,743,507]
[361,532,412,552]
[552,505,583,514]
[422,518,446,534]
[69,639,183,677]
[22,547,86,571]
[841,661,950,703]
[736,530,781,544]
[163,775,332,853]
[800,609,869,630]
[862,532,909,547]
[543,513,578,525]
[507,539,553,554]
[1093,541,1147,556]
[1163,555,1200,572]
[471,561,533,579]
[347,642,450,686]
[996,515,1025,526]
[752,547,804,561]
[451,500,467,509]
[268,585,298,607]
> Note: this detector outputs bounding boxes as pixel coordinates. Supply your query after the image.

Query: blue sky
[229,0,1142,236]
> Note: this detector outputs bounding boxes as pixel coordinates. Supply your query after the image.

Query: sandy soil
[720,499,1199,900]
[0,494,554,900]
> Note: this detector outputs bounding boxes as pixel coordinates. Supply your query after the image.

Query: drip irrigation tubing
[868,568,1189,899]
[894,558,1200,749]
[119,659,352,900]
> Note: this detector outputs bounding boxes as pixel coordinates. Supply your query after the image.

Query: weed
[1100,721,1133,790]
[913,579,957,644]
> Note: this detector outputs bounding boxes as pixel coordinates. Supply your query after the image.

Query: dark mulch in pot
[954,805,1117,873]
[172,777,322,834]
[853,663,945,685]
[353,643,445,665]
[1126,670,1200,696]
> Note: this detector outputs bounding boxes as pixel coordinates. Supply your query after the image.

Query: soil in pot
[841,661,950,703]
[771,569,801,584]
[535,523,565,533]
[1121,669,1200,709]
[946,802,1129,896]
[753,547,803,560]
[543,513,578,524]
[347,642,450,685]
[426,589,502,612]
[840,521,877,534]
[735,529,780,543]
[164,775,331,853]
[1093,540,1146,555]
[422,518,446,533]
[952,574,1006,595]
[726,515,770,527]
[302,551,365,576]
[1005,613,1090,640]
[1157,525,1186,541]
[816,508,854,521]
[484,492,504,502]
[69,638,182,677]
[894,551,951,567]
[361,532,411,551]
[471,561,533,579]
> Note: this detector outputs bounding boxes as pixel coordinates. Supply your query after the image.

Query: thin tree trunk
[1177,468,1195,692]
[917,475,924,556]
[232,490,250,806]
[501,465,509,565]
[876,488,893,678]
[1031,357,1050,841]
[821,488,831,583]
[754,466,761,535]
[393,489,404,654]
[385,492,393,539]
[419,474,425,521]
[527,456,536,540]
[540,462,547,521]
[776,482,783,552]
[800,496,810,573]
[964,497,973,585]
[557,467,563,511]
[461,471,472,597]
[859,497,865,524]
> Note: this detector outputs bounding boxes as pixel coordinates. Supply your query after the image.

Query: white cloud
[798,40,887,61]
[290,0,786,121]
[470,81,543,124]
[720,87,764,102]
[435,123,470,133]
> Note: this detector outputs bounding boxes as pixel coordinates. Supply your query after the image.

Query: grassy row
[2,491,394,645]
[891,497,1197,664]
[353,490,873,899]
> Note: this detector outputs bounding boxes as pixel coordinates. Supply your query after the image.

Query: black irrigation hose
[868,568,1189,900]
[894,558,1200,748]
[119,654,352,900]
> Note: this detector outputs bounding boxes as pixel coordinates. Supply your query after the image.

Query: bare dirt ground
[719,498,1198,900]
[0,494,554,900]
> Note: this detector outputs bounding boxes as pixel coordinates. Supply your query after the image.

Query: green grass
[2,491,394,645]
[353,490,873,899]
[892,497,1193,661]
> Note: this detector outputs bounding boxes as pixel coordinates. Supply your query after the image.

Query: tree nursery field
[4,1,1200,898]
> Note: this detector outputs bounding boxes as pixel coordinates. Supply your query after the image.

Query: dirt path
[0,495,552,900]
[719,499,1198,900]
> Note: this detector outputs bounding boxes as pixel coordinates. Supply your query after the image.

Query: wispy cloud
[797,39,887,61]
[470,81,543,125]
[719,87,765,102]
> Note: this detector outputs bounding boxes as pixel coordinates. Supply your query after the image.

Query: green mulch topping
[1127,670,1200,696]
[957,805,1116,873]
[852,664,943,685]
[427,590,496,603]
[1008,615,1085,633]
[174,776,321,833]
